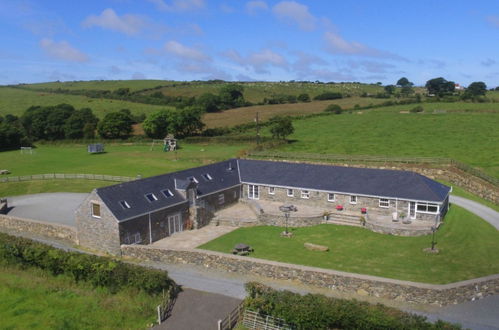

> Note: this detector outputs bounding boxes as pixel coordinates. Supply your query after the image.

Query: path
[155,288,241,330]
[6,193,88,226]
[450,195,499,230]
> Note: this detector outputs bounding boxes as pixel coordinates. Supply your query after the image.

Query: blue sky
[1,0,499,86]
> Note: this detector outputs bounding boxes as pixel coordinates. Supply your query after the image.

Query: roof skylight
[119,200,131,209]
[145,193,158,202]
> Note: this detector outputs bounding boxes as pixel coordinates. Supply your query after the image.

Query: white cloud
[272,1,316,31]
[223,48,287,74]
[164,41,209,61]
[246,1,268,15]
[324,31,405,61]
[82,8,146,36]
[147,0,205,12]
[39,38,88,62]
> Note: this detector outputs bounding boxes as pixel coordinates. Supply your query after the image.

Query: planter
[336,205,344,211]
[361,208,367,214]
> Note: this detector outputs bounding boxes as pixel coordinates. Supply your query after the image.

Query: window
[416,202,439,214]
[187,176,198,183]
[248,185,259,199]
[119,200,131,209]
[201,173,213,181]
[350,195,357,204]
[161,189,174,198]
[327,193,335,202]
[145,193,158,202]
[379,198,389,208]
[218,193,225,205]
[268,187,275,195]
[287,189,294,197]
[301,190,310,199]
[91,202,101,218]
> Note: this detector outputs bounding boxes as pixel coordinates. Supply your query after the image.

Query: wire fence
[247,151,498,187]
[0,173,137,183]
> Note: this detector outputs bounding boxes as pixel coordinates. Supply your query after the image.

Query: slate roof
[237,159,450,202]
[96,158,450,222]
[96,159,240,221]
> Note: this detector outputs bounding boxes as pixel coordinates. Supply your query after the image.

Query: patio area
[152,225,237,249]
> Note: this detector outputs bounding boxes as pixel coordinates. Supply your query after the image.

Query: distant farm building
[88,143,105,154]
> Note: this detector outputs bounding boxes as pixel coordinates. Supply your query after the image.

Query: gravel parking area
[6,193,88,227]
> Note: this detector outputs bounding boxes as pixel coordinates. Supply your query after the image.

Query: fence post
[157,305,162,324]
[217,319,222,330]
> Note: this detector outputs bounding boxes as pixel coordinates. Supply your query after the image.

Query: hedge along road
[5,193,88,227]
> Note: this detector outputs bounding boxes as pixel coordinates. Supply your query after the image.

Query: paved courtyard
[152,225,237,249]
[6,193,88,227]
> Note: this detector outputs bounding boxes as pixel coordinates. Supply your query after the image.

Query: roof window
[145,193,158,202]
[188,176,198,183]
[119,200,131,209]
[202,173,213,181]
[162,189,174,198]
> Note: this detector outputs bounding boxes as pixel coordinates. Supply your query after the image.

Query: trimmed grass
[272,111,499,178]
[21,79,170,92]
[0,265,157,329]
[0,180,110,197]
[0,142,248,178]
[0,87,170,117]
[199,206,499,284]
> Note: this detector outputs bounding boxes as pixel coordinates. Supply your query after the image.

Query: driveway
[6,193,88,227]
[450,195,499,230]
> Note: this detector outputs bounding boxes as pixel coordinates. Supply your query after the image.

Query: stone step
[210,217,258,227]
[326,218,362,227]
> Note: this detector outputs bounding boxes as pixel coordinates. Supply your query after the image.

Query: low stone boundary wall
[259,213,323,227]
[365,221,433,236]
[0,214,77,244]
[121,245,499,306]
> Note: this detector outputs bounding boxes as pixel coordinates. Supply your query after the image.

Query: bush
[410,106,424,113]
[0,233,175,295]
[244,282,461,330]
[297,93,311,102]
[324,104,342,114]
[313,92,343,100]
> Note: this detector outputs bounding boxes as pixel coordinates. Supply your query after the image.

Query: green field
[19,79,171,92]
[0,87,170,117]
[0,265,157,329]
[269,110,499,178]
[200,206,499,284]
[0,180,110,197]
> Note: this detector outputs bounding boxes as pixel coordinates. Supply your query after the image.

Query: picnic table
[232,243,253,255]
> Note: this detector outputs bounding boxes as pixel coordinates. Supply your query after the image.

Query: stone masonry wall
[121,245,499,306]
[0,214,77,244]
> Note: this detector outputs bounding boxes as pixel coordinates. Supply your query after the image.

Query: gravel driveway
[6,193,88,227]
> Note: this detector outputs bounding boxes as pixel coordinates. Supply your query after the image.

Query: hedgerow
[244,282,461,330]
[0,232,175,295]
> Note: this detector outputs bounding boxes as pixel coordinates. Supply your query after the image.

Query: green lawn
[272,111,499,178]
[0,265,157,329]
[21,79,171,92]
[0,180,110,197]
[0,86,170,117]
[199,206,499,284]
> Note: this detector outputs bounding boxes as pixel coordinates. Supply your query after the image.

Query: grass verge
[199,206,499,284]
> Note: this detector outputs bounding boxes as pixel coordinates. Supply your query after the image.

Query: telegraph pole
[255,112,260,146]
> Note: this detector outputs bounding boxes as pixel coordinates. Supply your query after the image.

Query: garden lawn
[0,180,110,197]
[274,111,499,178]
[199,206,499,284]
[0,265,157,329]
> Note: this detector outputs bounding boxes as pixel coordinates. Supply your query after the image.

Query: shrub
[410,106,424,113]
[324,104,342,114]
[297,93,311,102]
[313,92,343,100]
[0,233,175,295]
[244,282,461,330]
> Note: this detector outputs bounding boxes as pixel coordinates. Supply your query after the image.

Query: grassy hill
[19,80,170,92]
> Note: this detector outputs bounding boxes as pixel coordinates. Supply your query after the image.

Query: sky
[1,0,499,87]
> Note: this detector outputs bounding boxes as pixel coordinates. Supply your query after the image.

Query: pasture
[19,79,171,92]
[0,87,169,117]
[270,110,499,178]
[200,206,499,284]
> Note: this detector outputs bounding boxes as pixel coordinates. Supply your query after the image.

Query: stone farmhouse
[76,159,451,255]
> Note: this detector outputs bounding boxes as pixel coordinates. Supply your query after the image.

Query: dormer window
[162,189,174,198]
[119,200,131,209]
[188,176,198,183]
[145,193,158,202]
[202,173,213,181]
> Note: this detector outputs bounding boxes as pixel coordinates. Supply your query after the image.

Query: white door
[168,213,182,235]
[248,185,259,199]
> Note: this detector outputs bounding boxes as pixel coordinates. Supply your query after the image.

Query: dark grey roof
[237,159,450,202]
[97,159,240,221]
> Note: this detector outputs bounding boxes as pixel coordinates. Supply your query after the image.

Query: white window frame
[301,190,310,199]
[161,189,174,198]
[202,173,213,181]
[350,195,357,204]
[91,202,101,218]
[119,200,131,209]
[248,185,259,200]
[416,202,439,214]
[379,198,389,208]
[287,189,294,197]
[268,186,275,195]
[327,193,335,202]
[145,193,158,202]
[218,193,225,205]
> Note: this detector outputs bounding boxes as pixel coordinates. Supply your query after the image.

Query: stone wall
[121,245,499,306]
[0,214,77,244]
[365,221,433,236]
[258,213,324,227]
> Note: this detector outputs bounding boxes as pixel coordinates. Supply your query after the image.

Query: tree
[170,107,205,137]
[384,85,395,95]
[0,115,29,151]
[142,109,175,139]
[21,104,74,140]
[466,81,487,97]
[297,93,311,102]
[196,93,220,113]
[396,77,413,87]
[219,83,245,108]
[97,111,133,139]
[64,108,99,139]
[425,77,455,96]
[269,116,294,140]
[324,104,342,114]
